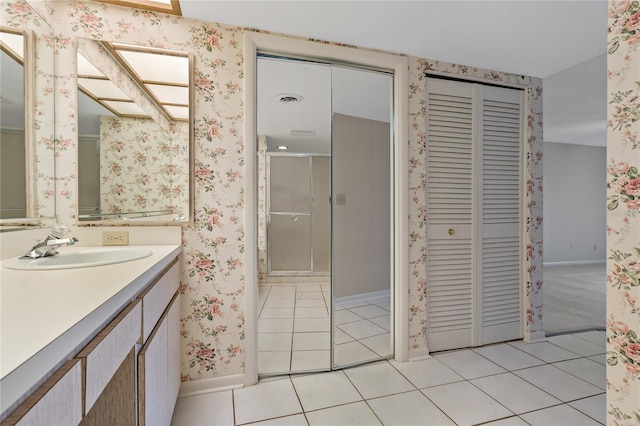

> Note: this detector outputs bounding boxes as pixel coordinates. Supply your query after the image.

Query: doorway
[256,56,394,376]
[243,32,409,386]
[424,77,525,352]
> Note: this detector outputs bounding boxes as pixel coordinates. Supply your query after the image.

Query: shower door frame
[243,32,409,386]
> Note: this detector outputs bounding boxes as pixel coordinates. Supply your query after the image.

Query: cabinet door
[167,293,181,415]
[2,360,82,426]
[139,259,179,342]
[76,300,141,415]
[80,349,136,426]
[138,293,179,426]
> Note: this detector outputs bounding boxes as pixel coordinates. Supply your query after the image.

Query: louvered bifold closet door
[425,78,475,351]
[478,85,523,345]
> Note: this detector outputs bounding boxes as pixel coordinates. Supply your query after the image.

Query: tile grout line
[341,364,399,426]
[191,335,605,425]
[426,343,605,424]
[257,284,603,424]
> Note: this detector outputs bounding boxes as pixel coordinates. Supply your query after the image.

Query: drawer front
[3,359,82,426]
[140,259,179,342]
[77,300,141,414]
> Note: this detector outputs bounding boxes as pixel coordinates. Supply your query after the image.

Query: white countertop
[0,244,181,416]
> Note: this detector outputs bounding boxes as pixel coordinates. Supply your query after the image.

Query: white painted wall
[332,113,390,298]
[542,141,606,263]
[543,54,606,147]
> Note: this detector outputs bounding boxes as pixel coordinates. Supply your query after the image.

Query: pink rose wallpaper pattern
[99,116,189,217]
[607,1,640,423]
[12,0,546,392]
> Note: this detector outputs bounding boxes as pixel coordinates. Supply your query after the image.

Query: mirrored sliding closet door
[256,56,393,376]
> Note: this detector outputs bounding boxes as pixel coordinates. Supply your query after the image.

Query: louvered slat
[427,83,473,226]
[482,97,520,225]
[481,93,521,332]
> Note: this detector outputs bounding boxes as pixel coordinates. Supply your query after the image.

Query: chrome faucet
[21,225,79,259]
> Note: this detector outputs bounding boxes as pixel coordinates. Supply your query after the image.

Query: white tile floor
[258,283,392,374]
[172,330,606,425]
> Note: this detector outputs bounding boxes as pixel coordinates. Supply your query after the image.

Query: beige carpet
[543,263,606,335]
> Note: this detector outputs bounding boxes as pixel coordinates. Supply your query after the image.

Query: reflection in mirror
[256,57,333,376]
[0,29,26,219]
[256,56,394,376]
[76,39,192,223]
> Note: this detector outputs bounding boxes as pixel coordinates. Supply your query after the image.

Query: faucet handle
[51,224,70,238]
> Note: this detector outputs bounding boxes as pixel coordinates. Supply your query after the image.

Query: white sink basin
[3,247,153,270]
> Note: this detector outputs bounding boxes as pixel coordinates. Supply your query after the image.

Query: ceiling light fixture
[277,145,289,150]
[276,93,303,103]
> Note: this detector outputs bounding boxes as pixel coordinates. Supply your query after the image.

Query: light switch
[335,193,346,205]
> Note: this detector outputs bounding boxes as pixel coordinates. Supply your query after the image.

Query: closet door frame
[243,32,409,386]
[425,77,527,351]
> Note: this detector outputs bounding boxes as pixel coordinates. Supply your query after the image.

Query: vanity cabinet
[0,251,181,426]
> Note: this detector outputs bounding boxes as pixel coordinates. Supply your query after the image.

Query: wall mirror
[0,19,56,228]
[76,38,193,224]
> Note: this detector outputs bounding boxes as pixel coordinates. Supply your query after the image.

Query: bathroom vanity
[0,243,182,425]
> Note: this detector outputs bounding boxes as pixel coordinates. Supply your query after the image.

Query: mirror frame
[75,40,195,226]
[0,26,48,228]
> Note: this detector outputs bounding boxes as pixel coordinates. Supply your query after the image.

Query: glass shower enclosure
[267,154,331,275]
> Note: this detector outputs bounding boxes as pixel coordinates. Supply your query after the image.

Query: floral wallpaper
[606,1,640,423]
[30,0,247,380]
[1,0,56,219]
[20,0,543,383]
[99,116,189,217]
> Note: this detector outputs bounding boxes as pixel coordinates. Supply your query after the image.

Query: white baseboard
[524,331,547,343]
[178,374,245,398]
[408,347,431,361]
[543,260,605,266]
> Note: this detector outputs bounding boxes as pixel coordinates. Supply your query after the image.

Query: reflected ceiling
[0,31,24,64]
[77,43,189,122]
[257,57,391,154]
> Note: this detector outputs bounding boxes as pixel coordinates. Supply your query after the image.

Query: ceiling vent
[276,93,303,103]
